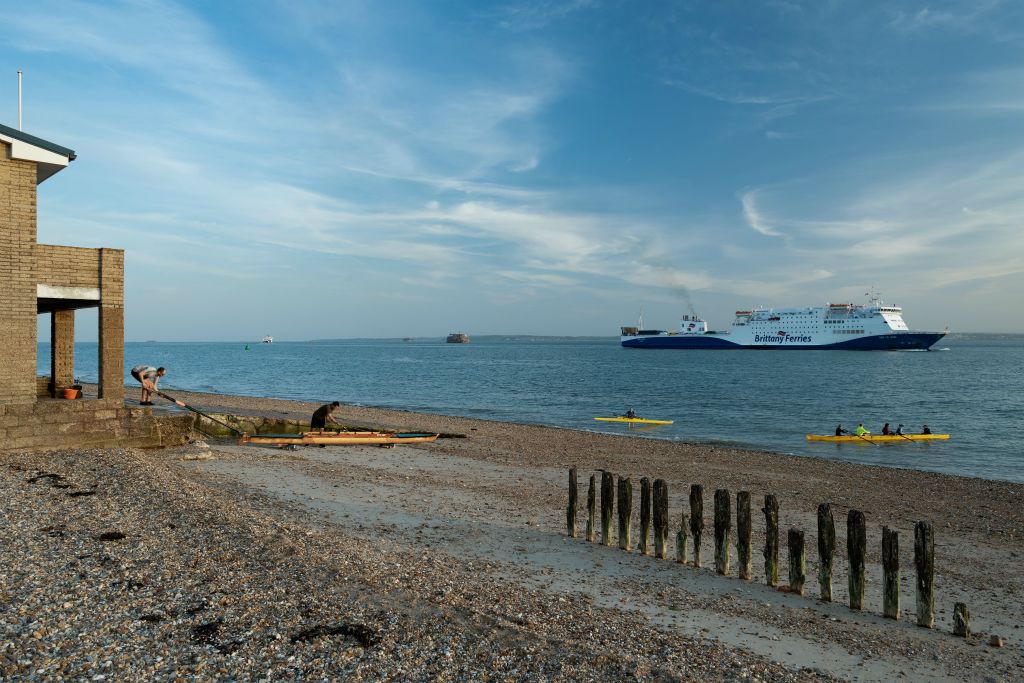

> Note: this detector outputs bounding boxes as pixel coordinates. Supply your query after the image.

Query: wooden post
[847,510,866,610]
[763,495,779,587]
[736,491,752,580]
[676,511,688,564]
[567,468,578,538]
[915,521,935,628]
[639,477,652,555]
[817,503,835,602]
[788,528,805,596]
[617,477,633,551]
[601,471,615,547]
[953,602,970,637]
[714,489,731,575]
[882,526,900,619]
[653,479,669,559]
[586,474,596,542]
[689,484,704,567]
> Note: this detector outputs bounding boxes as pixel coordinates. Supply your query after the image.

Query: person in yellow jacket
[855,423,870,436]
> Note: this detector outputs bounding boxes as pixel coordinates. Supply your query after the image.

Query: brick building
[1,122,190,448]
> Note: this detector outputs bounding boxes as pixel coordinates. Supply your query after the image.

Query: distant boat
[446,332,469,344]
[261,335,273,344]
[403,337,415,342]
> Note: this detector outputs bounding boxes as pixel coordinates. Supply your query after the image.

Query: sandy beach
[3,389,1021,681]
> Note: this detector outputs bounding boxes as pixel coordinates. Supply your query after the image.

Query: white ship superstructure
[621,295,945,350]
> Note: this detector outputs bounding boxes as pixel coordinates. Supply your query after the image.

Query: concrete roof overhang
[0,122,76,183]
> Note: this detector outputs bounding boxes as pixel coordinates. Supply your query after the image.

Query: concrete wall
[0,398,194,450]
[0,141,39,403]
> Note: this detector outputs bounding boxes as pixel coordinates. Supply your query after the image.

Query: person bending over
[131,365,165,405]
[311,401,342,431]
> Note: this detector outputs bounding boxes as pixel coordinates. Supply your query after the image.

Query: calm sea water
[39,335,1024,483]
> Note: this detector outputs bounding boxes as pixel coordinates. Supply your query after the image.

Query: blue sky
[6,0,1024,340]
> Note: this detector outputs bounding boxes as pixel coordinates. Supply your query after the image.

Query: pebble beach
[3,389,1022,681]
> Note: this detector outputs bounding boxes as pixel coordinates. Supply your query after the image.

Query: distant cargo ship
[446,333,470,344]
[621,295,946,350]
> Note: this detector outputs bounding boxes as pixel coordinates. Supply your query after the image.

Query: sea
[39,334,1024,484]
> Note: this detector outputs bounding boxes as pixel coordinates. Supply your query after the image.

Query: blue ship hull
[622,332,946,350]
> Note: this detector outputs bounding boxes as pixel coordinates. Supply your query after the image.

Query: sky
[5,0,1024,340]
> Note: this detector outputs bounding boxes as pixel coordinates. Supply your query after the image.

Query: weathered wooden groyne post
[639,477,652,555]
[653,479,669,559]
[676,510,688,564]
[763,494,779,587]
[817,503,835,601]
[882,526,900,619]
[566,467,578,538]
[586,474,596,542]
[847,510,866,610]
[617,476,633,551]
[601,471,615,547]
[788,528,806,596]
[736,491,753,580]
[915,521,935,628]
[714,489,731,575]
[689,485,704,567]
[953,603,970,637]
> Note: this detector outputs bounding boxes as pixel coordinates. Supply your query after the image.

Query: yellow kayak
[595,417,674,425]
[806,433,949,443]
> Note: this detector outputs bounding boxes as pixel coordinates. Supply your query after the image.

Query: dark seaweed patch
[290,623,379,648]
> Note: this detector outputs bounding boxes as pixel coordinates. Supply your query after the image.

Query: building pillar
[97,248,125,400]
[0,143,38,404]
[50,309,75,395]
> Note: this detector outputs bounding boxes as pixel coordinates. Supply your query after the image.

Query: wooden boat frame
[239,431,440,446]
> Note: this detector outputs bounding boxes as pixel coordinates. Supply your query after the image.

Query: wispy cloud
[740,191,783,237]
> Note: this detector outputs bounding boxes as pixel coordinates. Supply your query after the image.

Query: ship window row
[835,329,865,334]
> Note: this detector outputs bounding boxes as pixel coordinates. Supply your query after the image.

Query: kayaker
[130,365,165,405]
[881,423,890,435]
[922,424,932,434]
[896,424,905,435]
[835,424,848,436]
[855,423,870,436]
[624,408,637,419]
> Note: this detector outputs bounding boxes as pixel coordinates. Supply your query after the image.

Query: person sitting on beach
[311,402,342,431]
[896,424,905,435]
[922,424,932,434]
[881,423,890,435]
[855,423,870,436]
[624,408,638,419]
[835,424,848,436]
[130,365,165,405]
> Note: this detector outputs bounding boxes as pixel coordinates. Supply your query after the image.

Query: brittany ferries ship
[621,296,946,350]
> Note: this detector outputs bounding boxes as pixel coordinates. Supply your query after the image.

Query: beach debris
[68,490,96,497]
[96,531,126,542]
[988,634,1004,647]
[953,603,970,637]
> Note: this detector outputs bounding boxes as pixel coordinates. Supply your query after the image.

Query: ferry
[261,335,273,344]
[621,295,946,350]
[446,332,470,344]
